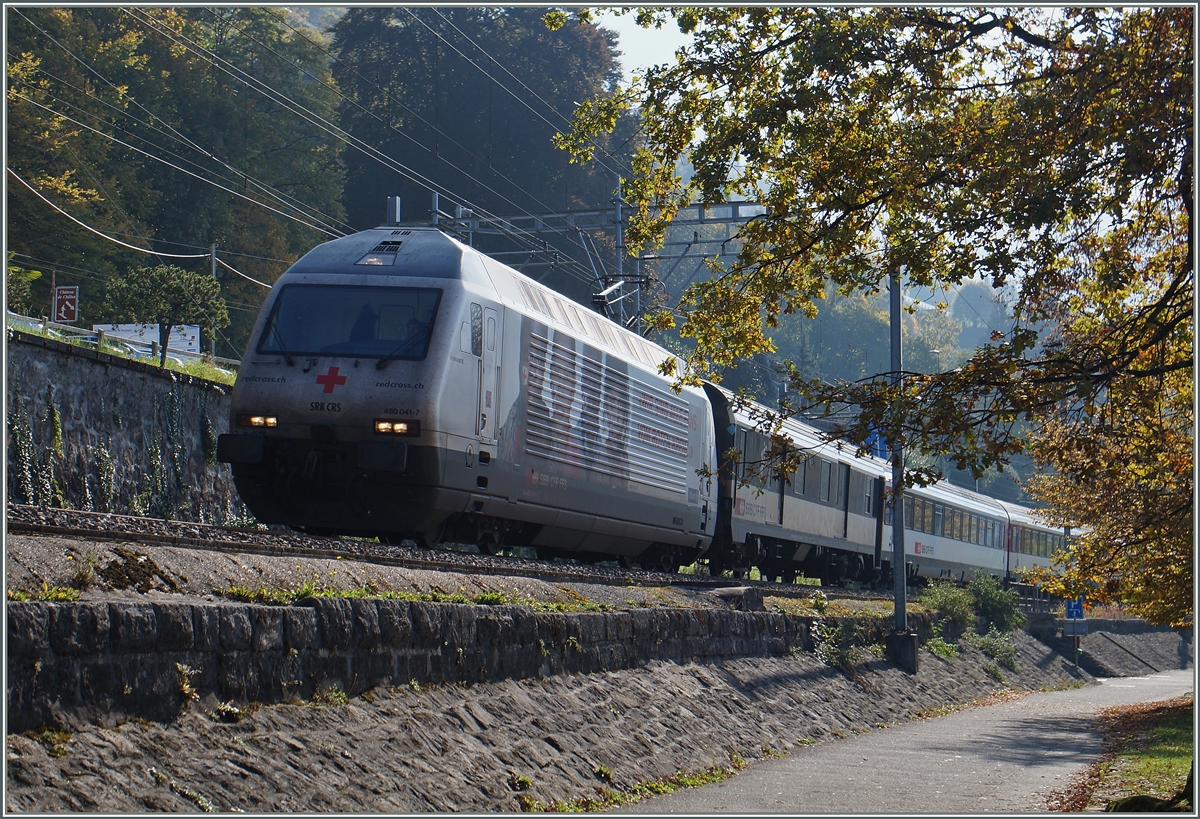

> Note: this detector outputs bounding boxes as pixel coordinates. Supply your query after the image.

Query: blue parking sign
[1065,598,1085,619]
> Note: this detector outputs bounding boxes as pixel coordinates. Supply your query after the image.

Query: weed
[212,701,243,723]
[8,581,81,602]
[71,551,98,590]
[150,766,169,785]
[964,626,1019,671]
[924,636,960,662]
[538,639,549,657]
[594,764,613,783]
[473,591,507,605]
[311,682,348,707]
[175,663,199,701]
[566,636,580,651]
[25,725,71,757]
[982,660,1006,683]
[795,737,816,746]
[809,590,829,614]
[507,772,532,791]
[917,581,974,628]
[968,574,1024,632]
[409,679,421,692]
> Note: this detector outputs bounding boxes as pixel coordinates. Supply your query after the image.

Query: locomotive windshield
[257,285,441,360]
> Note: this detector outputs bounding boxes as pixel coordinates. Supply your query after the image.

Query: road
[617,670,1194,814]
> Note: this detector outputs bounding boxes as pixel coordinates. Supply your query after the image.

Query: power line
[10,8,355,236]
[11,93,344,238]
[8,168,210,258]
[423,7,628,177]
[124,9,590,272]
[222,9,608,284]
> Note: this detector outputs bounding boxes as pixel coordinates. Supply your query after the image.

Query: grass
[7,582,81,602]
[214,581,609,612]
[1094,697,1193,806]
[517,751,749,812]
[1049,695,1194,811]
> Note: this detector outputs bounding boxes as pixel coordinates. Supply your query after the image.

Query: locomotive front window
[258,285,442,360]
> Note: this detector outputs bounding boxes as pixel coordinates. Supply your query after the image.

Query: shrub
[964,626,1019,671]
[968,574,1025,632]
[924,636,959,662]
[917,581,973,628]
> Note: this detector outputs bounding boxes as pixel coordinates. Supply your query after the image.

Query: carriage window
[933,504,944,537]
[258,284,442,360]
[864,479,874,516]
[819,460,832,502]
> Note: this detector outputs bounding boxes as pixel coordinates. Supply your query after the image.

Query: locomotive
[217,223,1064,584]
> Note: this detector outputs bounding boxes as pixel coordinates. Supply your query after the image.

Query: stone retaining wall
[5,599,935,733]
[6,331,242,524]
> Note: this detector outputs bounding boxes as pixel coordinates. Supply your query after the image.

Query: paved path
[618,670,1194,814]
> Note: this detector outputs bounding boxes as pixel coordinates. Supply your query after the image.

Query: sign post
[53,286,79,323]
[1064,597,1087,668]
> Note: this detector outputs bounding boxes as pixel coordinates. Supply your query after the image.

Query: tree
[557,8,1191,622]
[558,6,1190,479]
[6,8,347,356]
[1023,250,1192,628]
[104,264,229,365]
[6,253,42,316]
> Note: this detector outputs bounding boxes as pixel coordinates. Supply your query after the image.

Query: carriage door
[477,306,500,444]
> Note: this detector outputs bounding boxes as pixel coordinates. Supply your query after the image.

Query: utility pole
[890,267,907,634]
[210,244,218,356]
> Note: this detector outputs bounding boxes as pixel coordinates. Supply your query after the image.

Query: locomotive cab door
[477,306,500,444]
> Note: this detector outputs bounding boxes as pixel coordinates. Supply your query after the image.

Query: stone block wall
[7,598,826,732]
[6,331,244,524]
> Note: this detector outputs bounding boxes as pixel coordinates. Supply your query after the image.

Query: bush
[968,574,1024,632]
[917,580,974,628]
[964,626,1019,671]
[924,636,959,662]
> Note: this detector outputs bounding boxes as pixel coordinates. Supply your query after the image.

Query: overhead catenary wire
[123,8,600,287]
[422,7,628,178]
[8,168,210,259]
[224,9,610,284]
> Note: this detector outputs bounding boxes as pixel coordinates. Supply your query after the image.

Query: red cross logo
[315,366,348,393]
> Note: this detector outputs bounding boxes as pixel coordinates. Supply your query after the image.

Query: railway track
[5,503,890,600]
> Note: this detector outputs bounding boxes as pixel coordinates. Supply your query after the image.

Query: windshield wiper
[270,320,294,366]
[376,328,427,370]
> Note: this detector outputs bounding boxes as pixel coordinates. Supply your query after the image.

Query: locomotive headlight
[238,414,277,428]
[374,419,420,436]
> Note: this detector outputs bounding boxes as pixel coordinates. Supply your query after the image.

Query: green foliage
[917,581,974,628]
[6,253,41,314]
[924,636,959,663]
[7,582,81,602]
[964,626,1019,672]
[104,264,229,366]
[968,574,1024,633]
[25,726,72,758]
[561,7,1192,494]
[7,8,346,357]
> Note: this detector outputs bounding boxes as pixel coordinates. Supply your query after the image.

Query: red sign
[315,366,347,394]
[53,286,79,323]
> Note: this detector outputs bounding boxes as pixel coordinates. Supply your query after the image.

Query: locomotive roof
[285,226,470,279]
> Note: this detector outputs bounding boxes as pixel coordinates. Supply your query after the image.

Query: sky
[593,9,694,85]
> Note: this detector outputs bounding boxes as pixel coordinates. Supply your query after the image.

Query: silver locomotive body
[219,227,716,568]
